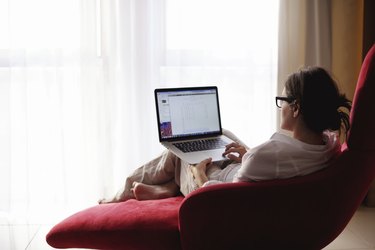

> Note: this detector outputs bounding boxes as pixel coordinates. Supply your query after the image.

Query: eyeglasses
[275,96,296,108]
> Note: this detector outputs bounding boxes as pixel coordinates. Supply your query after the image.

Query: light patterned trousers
[120,129,247,197]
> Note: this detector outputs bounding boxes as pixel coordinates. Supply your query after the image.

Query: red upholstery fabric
[47,44,375,250]
[348,44,375,150]
[179,151,375,250]
[46,197,183,250]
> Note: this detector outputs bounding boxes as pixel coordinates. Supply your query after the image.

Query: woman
[99,66,351,204]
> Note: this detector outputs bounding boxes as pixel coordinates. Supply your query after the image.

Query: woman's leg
[99,150,182,204]
[178,160,227,196]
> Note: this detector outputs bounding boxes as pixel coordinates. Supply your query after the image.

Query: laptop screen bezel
[154,86,223,142]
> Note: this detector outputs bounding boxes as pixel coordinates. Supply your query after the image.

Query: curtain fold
[0,0,107,219]
[278,0,332,95]
[99,0,168,191]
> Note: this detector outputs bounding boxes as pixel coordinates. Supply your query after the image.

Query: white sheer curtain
[162,0,279,147]
[0,0,109,219]
[0,0,278,220]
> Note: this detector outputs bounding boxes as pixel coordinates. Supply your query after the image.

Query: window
[163,0,279,146]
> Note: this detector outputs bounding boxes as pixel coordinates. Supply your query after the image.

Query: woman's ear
[291,102,300,118]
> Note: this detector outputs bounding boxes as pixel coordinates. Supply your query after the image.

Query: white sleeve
[233,141,278,182]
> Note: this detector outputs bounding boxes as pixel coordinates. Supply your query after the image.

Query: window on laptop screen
[156,88,221,140]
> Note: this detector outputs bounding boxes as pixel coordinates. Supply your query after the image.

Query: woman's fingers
[222,144,247,163]
[222,146,244,156]
[226,153,242,163]
[225,142,240,150]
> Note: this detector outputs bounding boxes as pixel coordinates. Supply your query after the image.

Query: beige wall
[331,0,364,101]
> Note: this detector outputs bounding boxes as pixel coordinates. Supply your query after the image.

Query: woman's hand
[190,158,212,187]
[222,142,247,163]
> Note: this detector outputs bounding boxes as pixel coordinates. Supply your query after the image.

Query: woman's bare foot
[132,181,179,200]
[98,188,135,204]
[98,198,110,204]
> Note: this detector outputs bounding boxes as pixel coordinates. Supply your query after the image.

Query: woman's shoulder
[246,132,321,158]
[250,132,293,151]
[248,132,340,159]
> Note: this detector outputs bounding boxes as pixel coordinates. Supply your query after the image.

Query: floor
[0,205,374,249]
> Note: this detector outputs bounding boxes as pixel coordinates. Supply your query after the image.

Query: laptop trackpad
[203,150,227,162]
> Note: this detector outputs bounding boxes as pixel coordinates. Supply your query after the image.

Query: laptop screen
[155,86,222,141]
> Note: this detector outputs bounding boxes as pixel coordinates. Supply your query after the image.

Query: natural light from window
[164,0,279,147]
[167,0,278,51]
[0,0,79,50]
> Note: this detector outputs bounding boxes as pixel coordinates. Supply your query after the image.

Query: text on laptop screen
[156,88,221,140]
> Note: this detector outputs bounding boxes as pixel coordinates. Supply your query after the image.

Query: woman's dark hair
[284,66,352,136]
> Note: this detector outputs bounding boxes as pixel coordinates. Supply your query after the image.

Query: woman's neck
[292,122,324,145]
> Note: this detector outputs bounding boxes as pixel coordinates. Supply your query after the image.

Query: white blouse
[203,131,341,187]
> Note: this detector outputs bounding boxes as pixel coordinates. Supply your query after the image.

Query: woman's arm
[191,142,248,187]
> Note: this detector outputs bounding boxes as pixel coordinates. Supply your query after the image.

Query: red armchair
[47,44,375,250]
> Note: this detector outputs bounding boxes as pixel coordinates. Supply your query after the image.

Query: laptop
[154,86,234,164]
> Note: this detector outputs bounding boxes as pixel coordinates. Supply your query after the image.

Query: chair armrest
[178,178,340,250]
[179,182,283,250]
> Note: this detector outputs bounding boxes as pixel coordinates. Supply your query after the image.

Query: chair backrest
[179,44,375,250]
[348,44,375,150]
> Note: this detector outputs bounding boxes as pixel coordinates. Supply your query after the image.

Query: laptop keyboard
[173,138,227,153]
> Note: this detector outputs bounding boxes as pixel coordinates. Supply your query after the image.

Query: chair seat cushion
[46,196,184,250]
